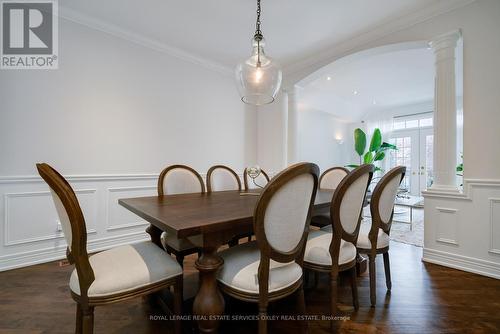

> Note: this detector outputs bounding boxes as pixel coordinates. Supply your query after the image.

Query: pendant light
[235,0,282,105]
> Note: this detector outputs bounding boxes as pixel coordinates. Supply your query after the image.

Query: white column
[286,86,299,165]
[429,30,461,193]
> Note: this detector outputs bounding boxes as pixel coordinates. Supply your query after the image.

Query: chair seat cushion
[216,241,302,294]
[355,224,390,249]
[70,241,182,298]
[304,230,356,266]
[161,232,201,252]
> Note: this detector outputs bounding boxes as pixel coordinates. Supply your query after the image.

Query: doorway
[388,113,434,196]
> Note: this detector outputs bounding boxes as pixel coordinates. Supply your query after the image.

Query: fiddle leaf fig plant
[346,128,397,172]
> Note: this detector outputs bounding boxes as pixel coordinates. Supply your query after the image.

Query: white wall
[0,19,257,270]
[0,20,256,177]
[296,108,354,172]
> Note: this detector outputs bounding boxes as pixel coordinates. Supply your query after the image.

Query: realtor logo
[1,0,58,69]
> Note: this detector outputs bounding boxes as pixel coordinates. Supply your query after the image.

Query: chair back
[206,165,241,192]
[319,167,349,190]
[330,164,374,245]
[158,164,205,196]
[370,166,406,235]
[254,162,319,262]
[243,167,270,190]
[36,163,94,297]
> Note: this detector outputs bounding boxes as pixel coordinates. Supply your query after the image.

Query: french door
[388,128,433,196]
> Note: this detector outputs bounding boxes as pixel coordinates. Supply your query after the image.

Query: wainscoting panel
[423,179,500,280]
[435,207,459,246]
[106,186,156,231]
[490,198,500,255]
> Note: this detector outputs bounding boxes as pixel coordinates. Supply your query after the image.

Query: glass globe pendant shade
[235,37,282,106]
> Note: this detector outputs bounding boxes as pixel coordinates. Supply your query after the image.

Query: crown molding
[57,6,233,76]
[283,0,476,84]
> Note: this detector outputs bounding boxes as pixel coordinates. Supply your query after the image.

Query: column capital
[429,30,461,52]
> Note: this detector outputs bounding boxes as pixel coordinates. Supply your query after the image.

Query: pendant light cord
[255,0,262,66]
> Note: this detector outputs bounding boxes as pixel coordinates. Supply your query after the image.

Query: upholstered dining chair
[37,163,183,334]
[158,164,205,267]
[304,164,373,321]
[356,166,406,306]
[243,167,271,190]
[206,164,242,192]
[217,162,319,334]
[310,167,350,228]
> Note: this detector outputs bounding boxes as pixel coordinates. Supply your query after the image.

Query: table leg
[193,240,225,333]
[146,224,163,248]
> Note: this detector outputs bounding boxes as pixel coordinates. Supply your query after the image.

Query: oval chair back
[253,162,319,292]
[206,165,241,192]
[158,164,205,196]
[36,163,94,300]
[370,166,406,236]
[330,164,374,248]
[319,166,349,190]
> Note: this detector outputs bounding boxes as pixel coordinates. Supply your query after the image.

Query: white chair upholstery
[320,168,348,190]
[217,241,302,294]
[339,173,370,234]
[378,174,402,225]
[70,241,182,297]
[304,229,357,266]
[50,189,73,247]
[209,168,240,191]
[162,168,203,195]
[264,174,314,253]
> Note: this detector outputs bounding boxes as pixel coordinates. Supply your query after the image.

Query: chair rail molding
[422,178,500,280]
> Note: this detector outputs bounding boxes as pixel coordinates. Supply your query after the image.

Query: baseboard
[422,248,500,279]
[0,231,149,272]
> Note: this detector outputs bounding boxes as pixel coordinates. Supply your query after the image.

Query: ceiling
[60,0,443,70]
[298,39,464,122]
[298,47,436,121]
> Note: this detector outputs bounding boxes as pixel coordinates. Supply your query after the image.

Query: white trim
[57,6,233,76]
[0,231,149,272]
[0,174,159,184]
[422,178,500,200]
[489,198,500,255]
[422,248,500,280]
[285,0,476,83]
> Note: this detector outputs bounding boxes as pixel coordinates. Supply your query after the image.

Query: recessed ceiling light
[353,90,358,95]
[327,76,331,81]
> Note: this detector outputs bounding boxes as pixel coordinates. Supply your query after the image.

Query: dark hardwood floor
[1,241,499,333]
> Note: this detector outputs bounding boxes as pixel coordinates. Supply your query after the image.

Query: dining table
[118,188,335,333]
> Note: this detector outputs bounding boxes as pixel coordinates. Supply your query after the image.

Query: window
[392,112,433,130]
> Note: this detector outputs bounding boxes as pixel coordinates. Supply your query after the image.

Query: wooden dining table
[119,189,334,333]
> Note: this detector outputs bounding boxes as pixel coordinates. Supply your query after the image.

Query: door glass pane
[389,136,412,192]
[425,135,434,187]
[420,118,433,127]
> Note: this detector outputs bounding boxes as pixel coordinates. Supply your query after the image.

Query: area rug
[362,207,424,247]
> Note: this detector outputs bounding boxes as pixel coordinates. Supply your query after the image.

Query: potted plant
[346,128,397,172]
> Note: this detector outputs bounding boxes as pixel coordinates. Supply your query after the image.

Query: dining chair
[356,166,406,306]
[37,163,183,334]
[158,164,205,267]
[310,166,350,228]
[216,162,319,334]
[304,164,373,322]
[243,167,271,190]
[206,164,242,192]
